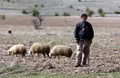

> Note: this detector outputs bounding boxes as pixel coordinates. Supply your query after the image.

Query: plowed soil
[0,15,120,76]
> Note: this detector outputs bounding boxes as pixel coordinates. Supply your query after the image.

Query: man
[74,13,94,67]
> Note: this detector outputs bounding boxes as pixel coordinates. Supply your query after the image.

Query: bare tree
[37,15,44,26]
[32,19,39,29]
[32,15,44,29]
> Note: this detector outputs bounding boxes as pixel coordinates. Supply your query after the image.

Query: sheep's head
[49,53,52,58]
[28,50,32,55]
[8,50,12,55]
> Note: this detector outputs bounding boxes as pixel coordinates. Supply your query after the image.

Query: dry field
[0,15,120,77]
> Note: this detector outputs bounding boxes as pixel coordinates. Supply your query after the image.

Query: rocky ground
[0,16,120,76]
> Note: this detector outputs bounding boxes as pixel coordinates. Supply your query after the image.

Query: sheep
[49,45,73,58]
[29,43,50,58]
[8,44,27,58]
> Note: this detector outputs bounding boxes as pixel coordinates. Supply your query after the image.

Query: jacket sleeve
[74,23,79,40]
[89,23,94,39]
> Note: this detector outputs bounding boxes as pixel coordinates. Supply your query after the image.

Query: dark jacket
[74,21,94,41]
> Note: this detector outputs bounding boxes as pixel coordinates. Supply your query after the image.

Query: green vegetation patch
[0,68,120,78]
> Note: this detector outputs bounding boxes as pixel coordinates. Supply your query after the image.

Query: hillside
[0,0,120,16]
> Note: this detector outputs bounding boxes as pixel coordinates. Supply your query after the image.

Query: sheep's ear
[7,46,10,50]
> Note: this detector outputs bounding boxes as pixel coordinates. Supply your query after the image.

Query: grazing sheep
[29,43,50,58]
[8,44,27,58]
[49,45,73,58]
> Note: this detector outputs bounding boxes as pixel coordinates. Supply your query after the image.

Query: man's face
[81,16,87,22]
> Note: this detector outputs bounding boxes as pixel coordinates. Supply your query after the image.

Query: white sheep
[49,45,73,58]
[8,44,27,58]
[29,43,50,58]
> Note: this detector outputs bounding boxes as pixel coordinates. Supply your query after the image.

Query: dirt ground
[0,15,120,27]
[0,15,120,76]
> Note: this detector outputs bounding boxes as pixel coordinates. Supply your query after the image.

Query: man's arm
[74,23,80,43]
[89,23,94,43]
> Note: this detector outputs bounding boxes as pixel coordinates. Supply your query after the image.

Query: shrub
[22,9,29,14]
[85,8,94,17]
[78,0,81,2]
[63,12,70,16]
[0,15,6,20]
[35,4,38,8]
[77,8,80,11]
[98,8,105,17]
[88,10,94,17]
[12,1,15,3]
[86,8,90,13]
[99,13,105,17]
[98,8,103,14]
[7,0,10,2]
[55,13,59,16]
[69,5,73,9]
[2,15,6,20]
[0,15,1,20]
[32,9,39,16]
[41,5,44,7]
[114,11,120,14]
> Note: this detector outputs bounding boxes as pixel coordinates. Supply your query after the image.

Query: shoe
[75,64,80,67]
[82,64,89,67]
[83,62,87,65]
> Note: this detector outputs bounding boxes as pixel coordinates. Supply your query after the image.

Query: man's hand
[89,39,93,43]
[76,40,79,43]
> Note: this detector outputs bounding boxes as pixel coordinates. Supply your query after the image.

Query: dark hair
[81,13,88,18]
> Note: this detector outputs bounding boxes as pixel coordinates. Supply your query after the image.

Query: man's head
[81,13,88,22]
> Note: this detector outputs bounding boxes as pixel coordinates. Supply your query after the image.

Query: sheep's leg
[31,52,34,58]
[24,55,26,59]
[15,54,17,57]
[22,55,26,64]
[12,54,14,57]
[38,53,40,57]
[57,56,60,59]
[22,54,25,58]
[31,52,34,61]
[46,53,50,58]
[43,53,46,58]
[54,56,56,58]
